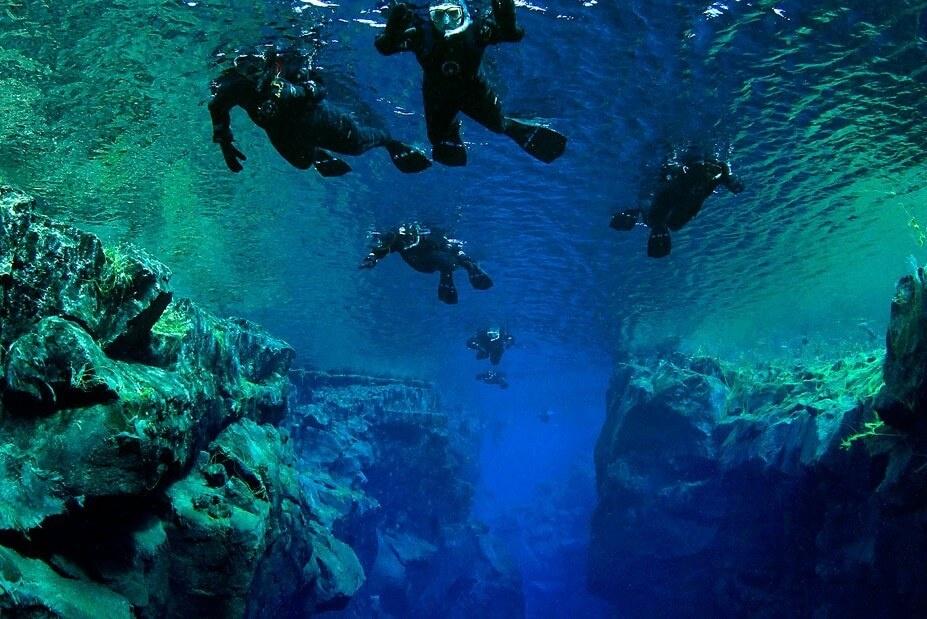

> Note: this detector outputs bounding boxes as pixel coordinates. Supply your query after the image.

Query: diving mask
[430,2,471,37]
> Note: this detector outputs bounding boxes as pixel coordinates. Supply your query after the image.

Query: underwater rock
[0,545,133,618]
[4,316,118,413]
[163,420,363,617]
[0,187,172,360]
[287,370,525,619]
[0,188,360,617]
[589,350,927,617]
[880,267,927,430]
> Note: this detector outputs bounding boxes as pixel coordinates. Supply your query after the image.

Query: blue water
[3,0,927,616]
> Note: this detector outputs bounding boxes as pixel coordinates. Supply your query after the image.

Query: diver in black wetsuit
[208,44,430,177]
[476,369,508,389]
[374,0,567,166]
[467,327,514,365]
[609,157,745,258]
[359,222,493,304]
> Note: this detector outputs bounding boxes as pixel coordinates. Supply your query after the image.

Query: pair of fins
[432,119,567,167]
[438,269,493,304]
[313,143,432,177]
[609,209,671,258]
[476,350,504,365]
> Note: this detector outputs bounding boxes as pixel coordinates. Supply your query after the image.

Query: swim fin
[610,209,640,231]
[505,119,567,163]
[386,142,432,173]
[438,271,459,304]
[647,228,672,258]
[467,268,493,290]
[314,150,352,177]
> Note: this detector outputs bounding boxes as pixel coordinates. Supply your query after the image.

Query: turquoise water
[4,1,924,368]
[2,0,926,616]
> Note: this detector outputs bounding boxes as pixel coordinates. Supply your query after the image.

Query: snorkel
[429,0,472,38]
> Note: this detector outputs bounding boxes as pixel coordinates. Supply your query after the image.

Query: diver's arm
[208,71,253,143]
[375,3,420,55]
[359,240,395,269]
[208,71,251,172]
[484,0,525,44]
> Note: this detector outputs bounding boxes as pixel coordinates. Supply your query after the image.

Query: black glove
[386,2,414,32]
[219,140,246,173]
[359,254,378,269]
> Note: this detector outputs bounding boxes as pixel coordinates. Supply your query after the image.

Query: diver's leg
[313,149,352,177]
[462,78,566,164]
[425,79,467,166]
[458,254,493,290]
[438,270,459,304]
[647,227,672,258]
[489,349,503,365]
[312,104,430,173]
[609,209,641,231]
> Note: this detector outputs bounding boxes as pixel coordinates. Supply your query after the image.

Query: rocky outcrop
[288,370,525,619]
[589,345,927,617]
[0,188,362,617]
[878,265,927,430]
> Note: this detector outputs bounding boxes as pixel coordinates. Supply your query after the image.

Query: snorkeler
[609,157,745,258]
[476,370,508,389]
[208,43,430,177]
[374,0,567,166]
[467,327,515,365]
[359,222,492,304]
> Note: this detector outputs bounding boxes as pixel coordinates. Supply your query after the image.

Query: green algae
[839,420,903,450]
[151,302,192,339]
[722,350,884,418]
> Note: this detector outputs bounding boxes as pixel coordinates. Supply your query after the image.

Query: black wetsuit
[467,329,514,365]
[208,55,429,176]
[610,158,745,258]
[374,1,566,165]
[360,224,493,304]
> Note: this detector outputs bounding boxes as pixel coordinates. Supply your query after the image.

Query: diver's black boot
[386,141,431,173]
[433,141,467,167]
[432,121,467,166]
[314,150,352,177]
[610,209,640,231]
[438,271,459,304]
[504,119,567,163]
[647,228,672,258]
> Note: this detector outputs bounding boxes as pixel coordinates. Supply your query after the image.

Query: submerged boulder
[0,187,172,360]
[880,267,927,430]
[588,351,914,617]
[163,420,363,618]
[288,370,525,619]
[0,188,361,617]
